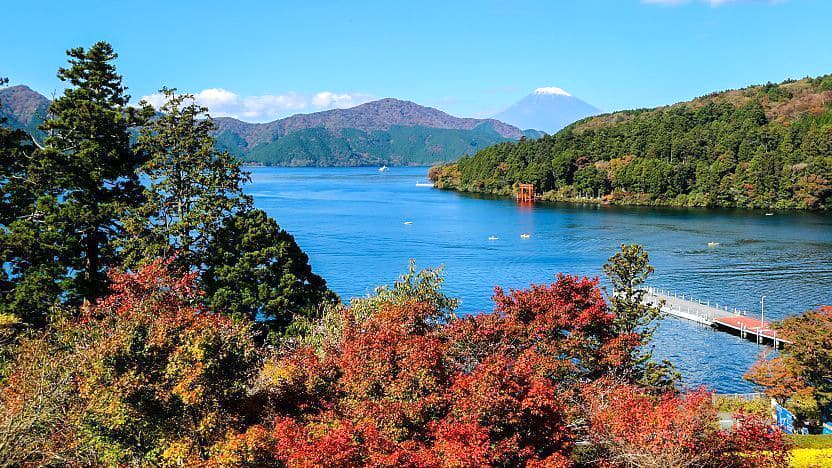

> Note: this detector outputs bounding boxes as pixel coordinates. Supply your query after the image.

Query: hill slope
[0,87,525,166]
[212,98,522,166]
[0,85,49,136]
[431,75,832,210]
[494,87,601,134]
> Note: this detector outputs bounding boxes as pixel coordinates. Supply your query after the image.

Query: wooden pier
[644,287,790,348]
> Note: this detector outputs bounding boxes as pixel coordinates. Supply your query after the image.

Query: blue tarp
[823,422,832,434]
[774,403,795,434]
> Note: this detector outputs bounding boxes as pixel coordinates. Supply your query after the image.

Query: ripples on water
[248,166,832,392]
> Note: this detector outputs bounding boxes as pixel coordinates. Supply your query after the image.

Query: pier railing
[642,286,788,347]
[644,286,751,319]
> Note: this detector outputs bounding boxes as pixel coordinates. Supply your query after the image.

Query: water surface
[248,166,832,392]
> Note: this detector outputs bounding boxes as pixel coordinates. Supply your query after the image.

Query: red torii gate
[516,183,535,203]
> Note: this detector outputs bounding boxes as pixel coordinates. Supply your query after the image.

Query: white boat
[403,221,413,225]
[707,242,720,247]
[378,165,388,172]
[415,182,433,187]
[520,233,531,239]
[765,213,774,216]
[488,236,499,241]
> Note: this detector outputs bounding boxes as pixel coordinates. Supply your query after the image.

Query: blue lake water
[247,166,832,392]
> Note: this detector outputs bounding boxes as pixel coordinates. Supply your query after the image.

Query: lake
[247,166,832,392]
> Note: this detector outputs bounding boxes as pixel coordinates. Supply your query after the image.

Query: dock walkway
[644,287,790,347]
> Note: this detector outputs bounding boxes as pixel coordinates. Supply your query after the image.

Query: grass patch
[712,395,769,416]
[788,435,832,467]
[789,435,832,449]
[790,447,832,467]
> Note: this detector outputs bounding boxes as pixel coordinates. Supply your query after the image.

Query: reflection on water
[247,166,832,392]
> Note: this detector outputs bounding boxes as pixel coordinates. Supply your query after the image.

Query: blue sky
[1,0,830,121]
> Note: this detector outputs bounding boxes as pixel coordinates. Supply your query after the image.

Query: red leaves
[35,262,786,465]
[446,354,572,465]
[493,274,612,333]
[746,305,832,420]
[212,278,628,465]
[72,258,258,461]
[430,419,492,466]
[586,383,789,467]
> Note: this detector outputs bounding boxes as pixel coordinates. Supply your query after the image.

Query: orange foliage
[587,383,789,467]
[209,275,785,466]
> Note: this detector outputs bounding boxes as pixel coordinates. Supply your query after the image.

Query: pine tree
[0,76,36,327]
[203,208,334,331]
[129,88,333,333]
[122,88,250,271]
[0,43,150,326]
[603,244,678,389]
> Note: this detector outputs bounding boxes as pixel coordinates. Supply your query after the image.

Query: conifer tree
[0,76,35,326]
[604,244,678,389]
[203,208,334,331]
[129,88,333,333]
[122,87,250,271]
[43,42,150,301]
[1,44,150,326]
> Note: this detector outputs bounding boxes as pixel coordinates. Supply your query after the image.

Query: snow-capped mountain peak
[494,87,602,134]
[533,86,572,97]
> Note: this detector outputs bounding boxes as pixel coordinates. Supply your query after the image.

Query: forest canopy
[431,75,832,210]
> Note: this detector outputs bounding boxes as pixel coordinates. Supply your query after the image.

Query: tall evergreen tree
[128,88,334,333]
[0,43,150,326]
[0,76,35,327]
[604,244,678,389]
[122,88,250,271]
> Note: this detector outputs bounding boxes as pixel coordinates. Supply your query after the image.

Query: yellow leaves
[790,447,832,468]
[161,439,197,467]
[0,313,20,329]
[259,358,298,389]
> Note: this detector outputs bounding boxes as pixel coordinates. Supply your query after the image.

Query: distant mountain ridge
[0,85,49,135]
[494,87,601,134]
[215,98,523,142]
[211,98,527,166]
[0,86,530,167]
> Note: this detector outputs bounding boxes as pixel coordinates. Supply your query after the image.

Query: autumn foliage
[586,384,788,467]
[0,260,789,466]
[746,305,832,421]
[0,259,259,465]
[208,272,787,467]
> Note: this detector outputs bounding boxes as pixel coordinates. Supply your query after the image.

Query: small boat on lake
[520,233,531,239]
[415,182,433,187]
[379,165,389,172]
[488,236,499,241]
[707,242,720,247]
[765,213,774,216]
[403,221,413,225]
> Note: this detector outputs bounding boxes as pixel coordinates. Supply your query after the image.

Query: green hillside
[430,75,832,210]
[225,123,512,167]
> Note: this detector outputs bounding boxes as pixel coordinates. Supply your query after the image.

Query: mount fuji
[494,87,602,134]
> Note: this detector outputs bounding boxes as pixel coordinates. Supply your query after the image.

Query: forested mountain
[0,86,529,166]
[0,85,48,137]
[431,75,832,210]
[212,98,526,166]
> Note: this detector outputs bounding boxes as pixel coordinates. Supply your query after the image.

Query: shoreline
[432,185,831,214]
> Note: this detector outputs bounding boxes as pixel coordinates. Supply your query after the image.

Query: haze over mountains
[494,87,602,134]
[0,84,602,166]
